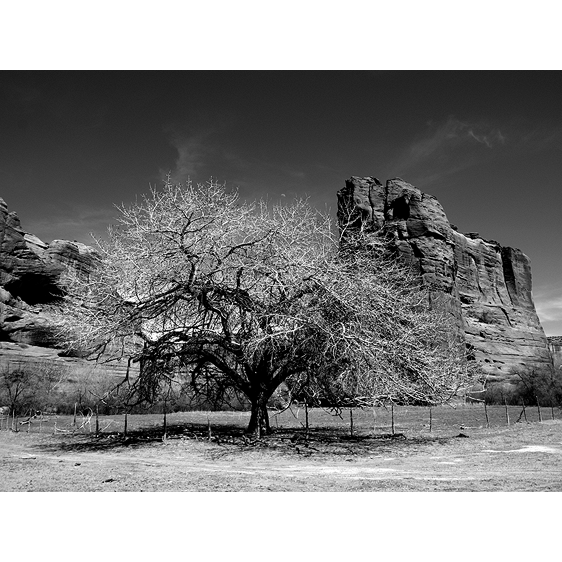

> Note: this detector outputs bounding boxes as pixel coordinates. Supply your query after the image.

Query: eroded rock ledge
[338,176,555,386]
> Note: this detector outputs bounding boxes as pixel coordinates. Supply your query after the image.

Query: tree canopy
[54,178,474,435]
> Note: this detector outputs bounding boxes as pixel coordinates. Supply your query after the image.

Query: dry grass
[1,405,561,491]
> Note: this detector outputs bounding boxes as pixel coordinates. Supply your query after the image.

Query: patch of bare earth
[1,419,561,491]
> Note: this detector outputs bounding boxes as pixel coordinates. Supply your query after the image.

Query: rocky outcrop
[0,196,99,357]
[338,176,555,387]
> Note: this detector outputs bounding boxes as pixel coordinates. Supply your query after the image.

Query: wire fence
[1,402,559,438]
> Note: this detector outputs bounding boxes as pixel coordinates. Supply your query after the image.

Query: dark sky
[1,71,561,334]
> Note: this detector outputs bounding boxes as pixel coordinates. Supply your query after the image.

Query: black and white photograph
[1,9,561,551]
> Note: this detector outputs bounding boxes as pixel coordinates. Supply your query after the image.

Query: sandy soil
[1,418,561,491]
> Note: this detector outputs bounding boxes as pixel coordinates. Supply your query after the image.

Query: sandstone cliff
[0,197,134,378]
[0,197,99,347]
[338,176,555,387]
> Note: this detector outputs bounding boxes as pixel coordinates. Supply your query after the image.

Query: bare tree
[0,361,71,417]
[0,364,39,417]
[53,178,474,435]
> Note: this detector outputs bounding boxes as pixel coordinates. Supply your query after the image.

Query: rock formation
[338,176,555,388]
[2,182,558,394]
[0,197,131,379]
[0,197,98,346]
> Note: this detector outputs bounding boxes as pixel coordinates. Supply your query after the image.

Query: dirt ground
[1,414,562,491]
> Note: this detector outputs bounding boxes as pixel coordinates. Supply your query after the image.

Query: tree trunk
[246,396,271,436]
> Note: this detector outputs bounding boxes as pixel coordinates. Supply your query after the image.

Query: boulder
[338,177,555,386]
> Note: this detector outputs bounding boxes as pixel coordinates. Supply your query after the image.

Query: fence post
[162,402,167,442]
[305,402,309,440]
[349,408,354,437]
[73,402,77,427]
[504,398,510,426]
[95,404,99,436]
[536,395,542,422]
[429,407,432,433]
[124,412,128,437]
[484,401,489,428]
[391,403,395,435]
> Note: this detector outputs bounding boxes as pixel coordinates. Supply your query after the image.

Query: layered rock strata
[338,177,554,386]
[0,197,99,347]
[0,197,132,378]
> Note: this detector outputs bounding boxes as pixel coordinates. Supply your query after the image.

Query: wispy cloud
[161,132,213,184]
[467,127,505,147]
[390,117,506,185]
[405,117,504,162]
[394,118,562,185]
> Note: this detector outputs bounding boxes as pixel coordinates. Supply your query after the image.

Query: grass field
[1,404,561,491]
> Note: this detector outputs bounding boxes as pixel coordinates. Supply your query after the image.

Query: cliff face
[0,197,130,378]
[0,197,99,347]
[338,177,554,385]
